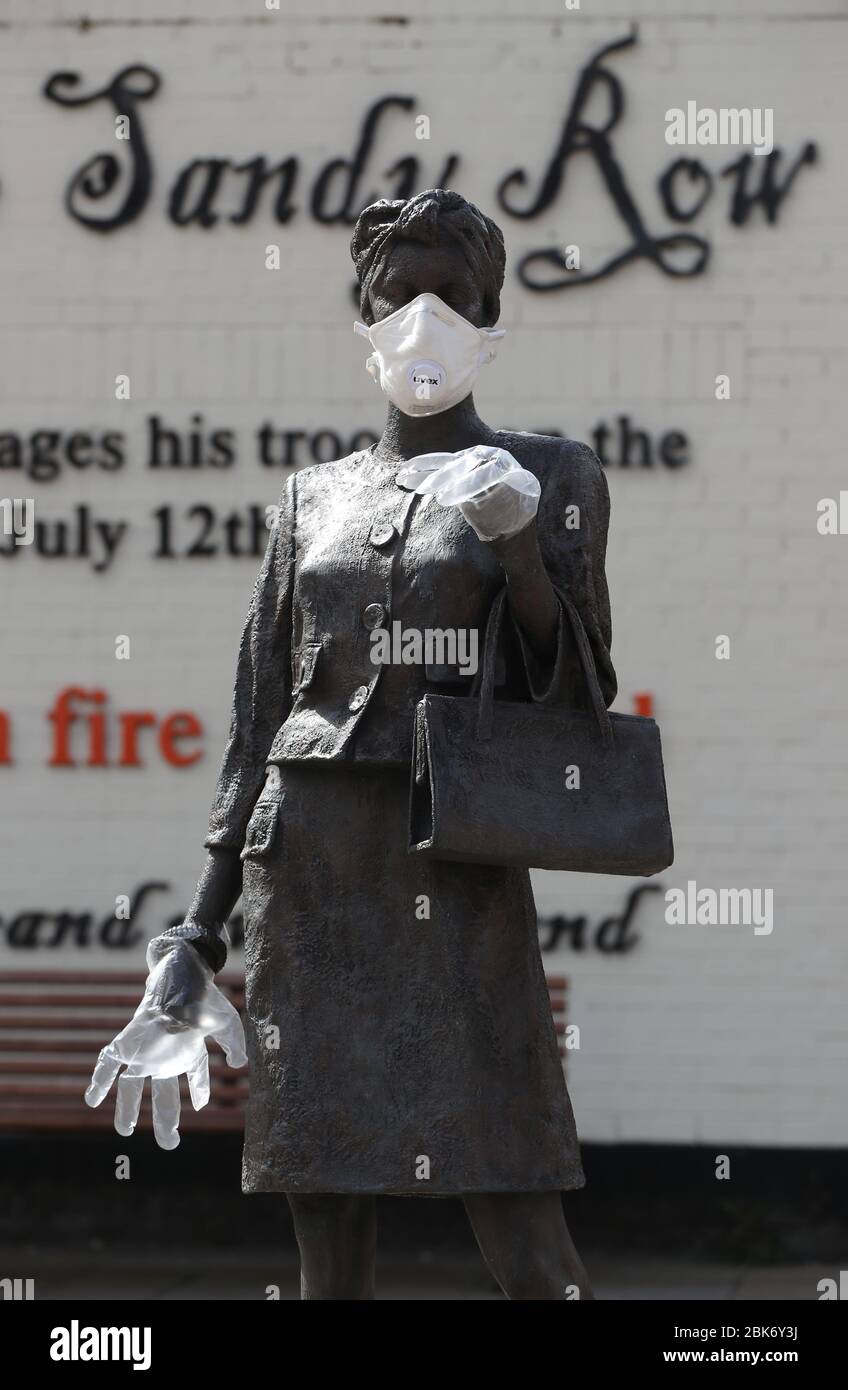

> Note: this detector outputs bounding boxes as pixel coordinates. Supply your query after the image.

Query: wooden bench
[0,971,248,1133]
[0,970,570,1134]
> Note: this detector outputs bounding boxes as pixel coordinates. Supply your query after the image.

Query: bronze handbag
[409,587,673,875]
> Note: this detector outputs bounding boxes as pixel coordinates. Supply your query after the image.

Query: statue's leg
[463,1192,595,1301]
[285,1193,377,1300]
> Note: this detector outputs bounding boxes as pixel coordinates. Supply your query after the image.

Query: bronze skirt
[239,761,584,1195]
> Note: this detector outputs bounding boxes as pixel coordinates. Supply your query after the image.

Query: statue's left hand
[397,445,540,542]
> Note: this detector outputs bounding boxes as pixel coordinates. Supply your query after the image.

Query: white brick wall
[1,2,846,1147]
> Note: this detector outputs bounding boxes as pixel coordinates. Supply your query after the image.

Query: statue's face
[365,234,489,328]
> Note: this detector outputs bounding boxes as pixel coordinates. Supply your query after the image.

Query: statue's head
[351,189,506,329]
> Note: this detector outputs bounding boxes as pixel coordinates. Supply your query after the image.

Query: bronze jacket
[204,432,616,855]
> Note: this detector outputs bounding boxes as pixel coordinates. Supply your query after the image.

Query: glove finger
[114,1073,145,1137]
[395,451,457,490]
[417,455,479,496]
[436,459,508,506]
[85,1049,122,1108]
[211,1008,248,1069]
[187,1050,211,1111]
[151,1076,181,1150]
[441,460,540,509]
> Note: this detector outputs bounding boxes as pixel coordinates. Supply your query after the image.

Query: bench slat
[0,969,569,1131]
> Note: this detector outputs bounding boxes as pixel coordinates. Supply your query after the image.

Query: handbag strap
[474,588,508,737]
[476,585,613,747]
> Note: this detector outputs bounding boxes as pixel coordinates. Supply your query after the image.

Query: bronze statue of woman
[87,189,617,1300]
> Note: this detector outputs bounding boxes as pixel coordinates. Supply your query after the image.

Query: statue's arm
[487,442,617,709]
[486,521,560,665]
[156,471,299,982]
[174,848,244,973]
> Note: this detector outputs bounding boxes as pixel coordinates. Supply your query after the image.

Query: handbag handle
[476,586,613,746]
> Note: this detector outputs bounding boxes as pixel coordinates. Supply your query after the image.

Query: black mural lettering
[100,916,144,948]
[37,53,816,292]
[168,158,229,228]
[382,156,423,203]
[7,912,49,948]
[539,914,589,952]
[349,429,380,453]
[594,885,660,954]
[538,883,661,954]
[0,882,175,950]
[383,151,461,202]
[310,431,342,464]
[498,32,635,219]
[44,64,160,232]
[722,143,818,226]
[311,96,415,224]
[658,158,714,223]
[433,153,461,190]
[47,912,93,949]
[0,882,659,954]
[229,156,299,225]
[499,33,709,290]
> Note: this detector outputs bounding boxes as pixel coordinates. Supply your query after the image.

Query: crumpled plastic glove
[84,938,247,1150]
[396,444,541,541]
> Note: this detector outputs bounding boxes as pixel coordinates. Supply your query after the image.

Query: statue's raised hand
[84,934,246,1150]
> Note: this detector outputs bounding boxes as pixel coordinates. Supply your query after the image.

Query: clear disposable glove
[84,936,247,1150]
[396,445,541,541]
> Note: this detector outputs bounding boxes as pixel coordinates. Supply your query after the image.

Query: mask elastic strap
[477,326,505,367]
[353,321,372,339]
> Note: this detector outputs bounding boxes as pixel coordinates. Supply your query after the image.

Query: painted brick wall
[1,1,846,1147]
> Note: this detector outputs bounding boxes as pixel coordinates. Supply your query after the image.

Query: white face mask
[354,292,505,417]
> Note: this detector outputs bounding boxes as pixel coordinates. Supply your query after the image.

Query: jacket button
[369,523,396,548]
[363,602,386,630]
[348,685,369,712]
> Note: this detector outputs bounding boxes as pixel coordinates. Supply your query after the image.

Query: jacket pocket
[240,773,283,861]
[292,642,322,696]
